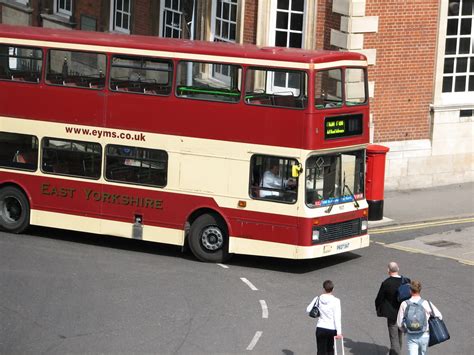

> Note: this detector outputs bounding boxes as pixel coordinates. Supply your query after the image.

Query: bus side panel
[105,93,305,148]
[0,172,102,222]
[224,208,299,246]
[0,83,105,128]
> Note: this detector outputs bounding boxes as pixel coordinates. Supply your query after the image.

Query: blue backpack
[403,299,428,334]
[397,276,411,302]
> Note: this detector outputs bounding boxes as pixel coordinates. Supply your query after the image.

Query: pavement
[368,181,474,265]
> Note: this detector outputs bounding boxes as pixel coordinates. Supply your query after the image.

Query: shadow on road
[227,251,362,274]
[25,226,362,273]
[343,337,389,355]
[26,225,191,259]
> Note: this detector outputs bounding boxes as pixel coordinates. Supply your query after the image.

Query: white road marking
[217,263,229,269]
[240,277,258,291]
[259,300,268,319]
[246,331,263,351]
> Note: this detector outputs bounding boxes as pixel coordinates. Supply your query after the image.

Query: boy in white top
[307,280,342,355]
[397,280,442,355]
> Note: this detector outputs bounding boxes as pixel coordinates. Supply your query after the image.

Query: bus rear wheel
[189,214,230,263]
[0,186,30,234]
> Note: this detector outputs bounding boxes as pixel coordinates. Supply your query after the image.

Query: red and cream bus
[0,24,369,262]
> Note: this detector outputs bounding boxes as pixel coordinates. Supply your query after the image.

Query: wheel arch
[184,207,231,248]
[0,181,32,206]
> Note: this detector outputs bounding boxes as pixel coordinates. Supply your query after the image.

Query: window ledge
[0,0,33,13]
[41,13,76,28]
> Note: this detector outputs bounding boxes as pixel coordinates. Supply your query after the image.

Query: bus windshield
[305,149,364,208]
[315,67,367,109]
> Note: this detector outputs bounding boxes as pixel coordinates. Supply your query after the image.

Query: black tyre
[0,186,30,233]
[188,214,230,263]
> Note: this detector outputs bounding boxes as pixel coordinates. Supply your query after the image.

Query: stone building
[1,0,473,190]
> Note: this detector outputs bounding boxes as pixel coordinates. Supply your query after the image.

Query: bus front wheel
[0,186,30,234]
[189,214,230,263]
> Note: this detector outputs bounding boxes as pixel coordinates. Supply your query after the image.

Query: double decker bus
[0,24,369,262]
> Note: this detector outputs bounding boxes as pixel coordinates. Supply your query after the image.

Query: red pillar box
[366,144,390,221]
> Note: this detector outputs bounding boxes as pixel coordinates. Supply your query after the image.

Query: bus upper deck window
[314,68,342,109]
[345,68,367,106]
[245,68,307,109]
[176,61,242,103]
[0,44,42,83]
[46,49,106,89]
[110,55,173,96]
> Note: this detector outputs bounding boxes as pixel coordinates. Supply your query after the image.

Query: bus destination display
[325,114,363,139]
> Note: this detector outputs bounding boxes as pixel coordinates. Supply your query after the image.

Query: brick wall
[133,0,153,35]
[243,0,257,44]
[316,0,341,50]
[365,0,439,142]
[74,0,102,30]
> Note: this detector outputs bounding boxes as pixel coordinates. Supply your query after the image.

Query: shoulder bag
[309,296,320,318]
[427,301,450,347]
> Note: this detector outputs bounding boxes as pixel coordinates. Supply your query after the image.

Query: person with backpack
[397,280,442,355]
[375,262,410,355]
[306,280,342,355]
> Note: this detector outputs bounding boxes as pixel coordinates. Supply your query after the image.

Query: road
[1,220,472,354]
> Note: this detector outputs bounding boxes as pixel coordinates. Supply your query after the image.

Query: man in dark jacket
[375,262,410,355]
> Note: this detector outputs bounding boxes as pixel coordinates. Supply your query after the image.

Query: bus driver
[260,159,296,199]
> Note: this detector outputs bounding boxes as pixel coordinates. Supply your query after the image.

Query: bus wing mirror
[292,163,302,178]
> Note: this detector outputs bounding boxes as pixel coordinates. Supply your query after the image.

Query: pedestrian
[397,280,442,355]
[306,280,342,355]
[375,261,410,355]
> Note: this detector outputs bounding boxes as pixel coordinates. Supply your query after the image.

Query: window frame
[41,137,102,180]
[268,0,306,93]
[104,144,169,188]
[109,54,173,96]
[110,0,131,34]
[54,0,73,17]
[45,48,107,90]
[244,66,308,110]
[305,149,365,209]
[249,154,299,204]
[0,132,39,172]
[0,44,43,84]
[438,0,474,104]
[159,0,184,38]
[175,60,243,103]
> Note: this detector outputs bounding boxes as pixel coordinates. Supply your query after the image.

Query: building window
[268,0,306,91]
[210,0,238,83]
[160,0,184,38]
[443,0,473,93]
[212,0,238,43]
[270,0,305,48]
[54,0,72,17]
[15,0,29,5]
[111,0,131,34]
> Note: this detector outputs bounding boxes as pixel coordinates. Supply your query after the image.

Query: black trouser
[387,318,403,355]
[316,327,337,355]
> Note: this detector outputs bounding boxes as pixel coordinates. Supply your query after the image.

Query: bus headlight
[361,219,368,232]
[312,228,320,241]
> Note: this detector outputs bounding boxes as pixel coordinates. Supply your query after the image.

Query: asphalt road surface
[1,221,472,354]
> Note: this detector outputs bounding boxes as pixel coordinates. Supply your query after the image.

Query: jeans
[387,318,403,355]
[406,332,429,355]
[316,327,337,355]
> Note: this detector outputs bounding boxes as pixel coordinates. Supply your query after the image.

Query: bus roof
[0,24,367,65]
